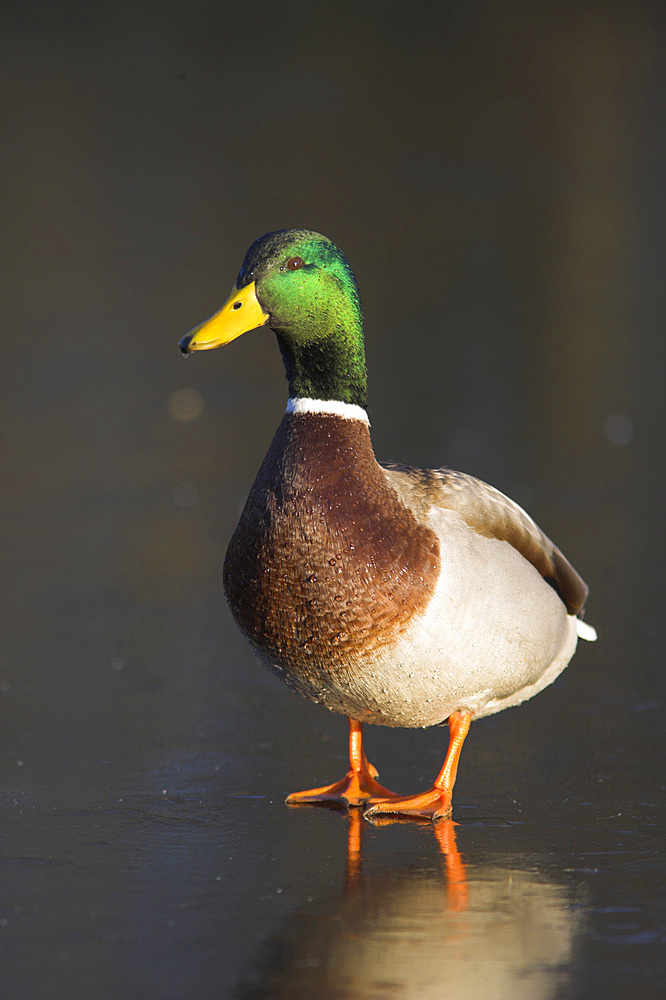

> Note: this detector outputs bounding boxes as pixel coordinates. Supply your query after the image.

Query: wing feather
[381,462,589,616]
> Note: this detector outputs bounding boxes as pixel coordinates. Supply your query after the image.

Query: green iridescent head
[179,229,367,408]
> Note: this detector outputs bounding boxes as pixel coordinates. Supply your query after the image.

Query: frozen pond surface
[2,606,664,999]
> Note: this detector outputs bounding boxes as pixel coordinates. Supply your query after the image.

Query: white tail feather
[576,619,598,642]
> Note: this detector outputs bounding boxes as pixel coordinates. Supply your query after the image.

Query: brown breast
[223,413,440,681]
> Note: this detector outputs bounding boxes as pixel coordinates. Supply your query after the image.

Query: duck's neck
[275,312,368,408]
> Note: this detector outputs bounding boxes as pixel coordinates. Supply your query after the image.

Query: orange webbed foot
[286,766,399,809]
[364,787,452,823]
[285,717,400,808]
[365,710,472,824]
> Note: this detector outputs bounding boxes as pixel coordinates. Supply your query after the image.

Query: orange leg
[364,710,472,823]
[286,718,400,808]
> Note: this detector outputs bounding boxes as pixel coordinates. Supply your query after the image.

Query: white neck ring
[286,397,370,424]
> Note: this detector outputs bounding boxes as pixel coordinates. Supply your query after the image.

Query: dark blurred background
[1,3,664,999]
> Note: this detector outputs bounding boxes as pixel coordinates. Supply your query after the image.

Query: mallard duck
[179,229,596,822]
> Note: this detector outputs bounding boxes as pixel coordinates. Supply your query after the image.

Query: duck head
[179,229,368,407]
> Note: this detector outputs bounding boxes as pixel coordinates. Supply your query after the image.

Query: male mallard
[179,229,596,822]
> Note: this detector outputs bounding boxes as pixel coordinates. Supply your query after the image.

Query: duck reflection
[236,814,578,999]
[345,812,468,912]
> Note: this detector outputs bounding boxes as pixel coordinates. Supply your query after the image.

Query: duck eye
[286,256,305,271]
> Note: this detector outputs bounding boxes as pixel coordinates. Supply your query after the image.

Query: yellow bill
[179,281,270,354]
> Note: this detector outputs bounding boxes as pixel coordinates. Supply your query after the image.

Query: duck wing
[381,462,589,617]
